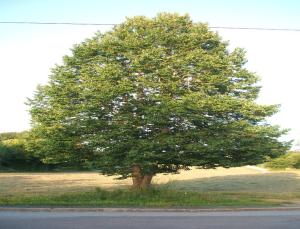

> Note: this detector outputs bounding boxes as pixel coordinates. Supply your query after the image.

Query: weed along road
[1,209,300,229]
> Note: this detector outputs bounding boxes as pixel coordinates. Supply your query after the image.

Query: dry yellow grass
[157,167,300,193]
[0,172,128,197]
[154,166,266,184]
[0,166,269,197]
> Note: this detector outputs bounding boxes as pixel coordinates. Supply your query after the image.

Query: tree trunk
[140,174,153,190]
[132,165,143,189]
[131,165,153,190]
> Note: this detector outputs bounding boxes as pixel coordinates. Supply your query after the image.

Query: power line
[210,26,300,32]
[0,21,116,26]
[1,21,300,32]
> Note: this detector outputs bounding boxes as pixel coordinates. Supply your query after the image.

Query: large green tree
[27,13,289,189]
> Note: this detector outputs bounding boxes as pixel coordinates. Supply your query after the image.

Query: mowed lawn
[1,166,300,196]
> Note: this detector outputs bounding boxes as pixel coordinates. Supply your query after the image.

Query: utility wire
[210,26,300,32]
[1,21,300,32]
[0,21,117,26]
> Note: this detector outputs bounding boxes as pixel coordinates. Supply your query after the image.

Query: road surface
[1,210,300,229]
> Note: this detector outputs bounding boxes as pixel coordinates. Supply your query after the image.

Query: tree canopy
[27,13,290,188]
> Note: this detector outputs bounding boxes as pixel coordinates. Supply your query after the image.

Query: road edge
[1,206,300,212]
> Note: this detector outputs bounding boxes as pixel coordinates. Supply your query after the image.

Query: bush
[0,131,92,171]
[0,143,26,167]
[0,131,44,171]
[264,152,300,169]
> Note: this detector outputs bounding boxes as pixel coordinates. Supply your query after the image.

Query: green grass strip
[0,188,287,207]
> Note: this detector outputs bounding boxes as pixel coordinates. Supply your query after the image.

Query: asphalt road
[1,210,300,229]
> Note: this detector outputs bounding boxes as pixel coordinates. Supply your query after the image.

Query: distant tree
[0,132,23,141]
[0,131,35,170]
[0,140,25,168]
[265,152,300,169]
[27,13,290,189]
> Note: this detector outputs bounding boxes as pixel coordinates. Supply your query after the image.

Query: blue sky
[1,0,300,148]
[2,0,300,27]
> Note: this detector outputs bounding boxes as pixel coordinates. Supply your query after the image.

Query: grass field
[1,166,300,207]
[0,167,265,196]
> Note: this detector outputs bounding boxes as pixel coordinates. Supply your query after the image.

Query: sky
[0,0,300,149]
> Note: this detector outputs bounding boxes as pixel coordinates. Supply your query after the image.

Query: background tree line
[0,131,83,171]
[0,131,34,170]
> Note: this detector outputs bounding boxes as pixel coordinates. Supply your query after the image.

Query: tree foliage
[0,131,42,170]
[265,152,300,169]
[27,13,290,188]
